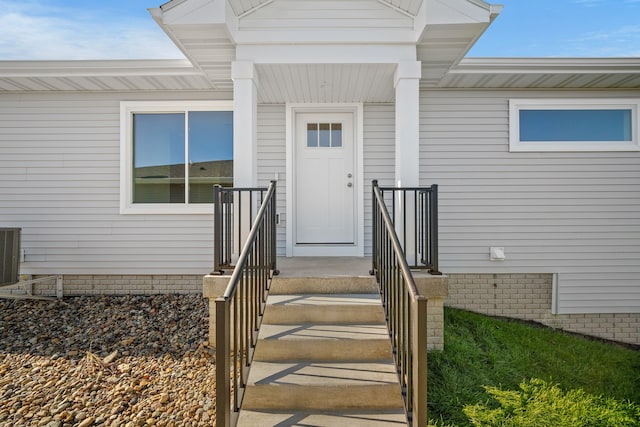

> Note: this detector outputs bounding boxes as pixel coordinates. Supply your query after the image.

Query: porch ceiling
[256,63,396,103]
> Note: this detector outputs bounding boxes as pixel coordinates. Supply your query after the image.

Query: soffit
[0,60,217,93]
[435,58,640,89]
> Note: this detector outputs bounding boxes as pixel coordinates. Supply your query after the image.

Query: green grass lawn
[427,308,640,426]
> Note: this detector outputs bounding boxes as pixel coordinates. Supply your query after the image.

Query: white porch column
[394,61,421,263]
[232,61,258,187]
[231,61,259,260]
[394,61,421,187]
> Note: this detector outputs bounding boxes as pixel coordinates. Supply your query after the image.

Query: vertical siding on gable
[257,104,287,255]
[420,90,640,314]
[0,91,232,275]
[363,103,395,254]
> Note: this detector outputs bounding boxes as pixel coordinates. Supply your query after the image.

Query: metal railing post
[213,185,223,274]
[215,297,230,427]
[429,184,440,275]
[269,180,278,274]
[412,296,428,427]
[370,180,378,276]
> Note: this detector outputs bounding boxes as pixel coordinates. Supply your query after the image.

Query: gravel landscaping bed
[0,294,215,427]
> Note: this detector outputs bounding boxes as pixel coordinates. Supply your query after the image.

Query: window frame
[120,100,233,214]
[509,98,640,152]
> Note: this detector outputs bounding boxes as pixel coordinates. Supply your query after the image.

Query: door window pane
[188,111,234,203]
[133,113,185,203]
[319,123,331,147]
[331,123,342,147]
[307,123,318,147]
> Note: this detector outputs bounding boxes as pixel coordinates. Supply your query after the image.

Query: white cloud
[566,25,640,56]
[0,1,184,60]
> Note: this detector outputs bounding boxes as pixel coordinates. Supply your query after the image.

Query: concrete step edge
[263,305,385,324]
[270,276,378,295]
[253,338,393,362]
[236,409,408,426]
[241,384,404,411]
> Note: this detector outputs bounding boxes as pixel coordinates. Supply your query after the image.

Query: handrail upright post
[215,297,230,427]
[429,184,441,275]
[213,185,223,274]
[412,296,428,427]
[270,180,278,275]
[370,180,378,276]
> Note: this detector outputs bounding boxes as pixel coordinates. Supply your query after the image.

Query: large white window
[120,101,233,214]
[509,99,639,152]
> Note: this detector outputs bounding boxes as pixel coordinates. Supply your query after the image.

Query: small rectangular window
[121,101,233,214]
[509,99,639,152]
[306,122,343,148]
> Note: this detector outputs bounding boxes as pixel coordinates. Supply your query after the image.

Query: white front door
[294,111,356,248]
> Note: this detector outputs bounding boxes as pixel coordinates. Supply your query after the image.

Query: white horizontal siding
[420,90,640,314]
[0,91,232,275]
[363,104,395,254]
[257,104,287,255]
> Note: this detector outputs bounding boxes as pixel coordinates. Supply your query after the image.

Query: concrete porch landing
[275,257,372,278]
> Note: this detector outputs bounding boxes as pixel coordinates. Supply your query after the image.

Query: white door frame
[286,103,364,257]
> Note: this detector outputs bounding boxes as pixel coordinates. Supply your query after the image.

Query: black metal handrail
[215,181,278,427]
[372,181,440,274]
[213,184,275,274]
[371,180,428,427]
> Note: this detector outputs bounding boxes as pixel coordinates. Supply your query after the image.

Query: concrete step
[270,275,377,295]
[254,323,393,362]
[236,410,408,426]
[263,294,386,324]
[236,272,405,425]
[241,361,404,411]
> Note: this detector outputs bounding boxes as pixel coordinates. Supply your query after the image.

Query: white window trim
[120,100,233,215]
[509,98,640,152]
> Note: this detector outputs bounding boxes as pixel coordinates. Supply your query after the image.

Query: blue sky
[0,0,638,60]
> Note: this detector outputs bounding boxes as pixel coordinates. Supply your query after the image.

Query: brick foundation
[446,273,640,346]
[28,275,202,296]
[13,272,637,346]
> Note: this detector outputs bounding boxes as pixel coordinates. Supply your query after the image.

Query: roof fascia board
[377,0,415,18]
[0,59,202,78]
[454,57,640,74]
[158,0,226,25]
[236,44,417,64]
[425,0,494,25]
[224,0,240,42]
[236,0,273,18]
[414,0,428,39]
[148,9,213,79]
